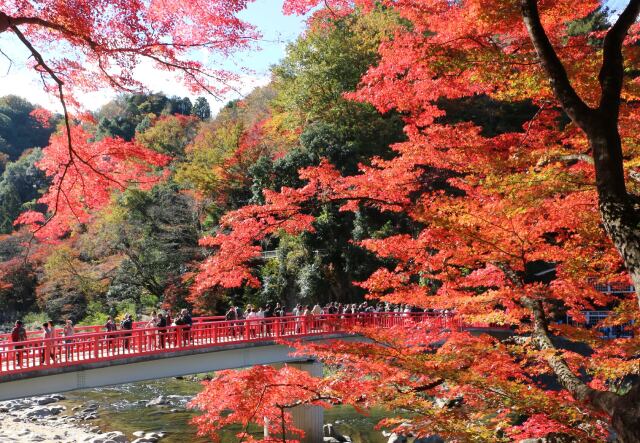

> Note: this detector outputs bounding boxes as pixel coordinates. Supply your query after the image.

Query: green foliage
[566,6,609,37]
[271,11,405,172]
[136,115,199,157]
[92,183,200,304]
[248,150,316,203]
[241,11,410,306]
[296,253,324,302]
[0,95,57,160]
[95,93,196,141]
[140,292,159,309]
[0,261,37,324]
[22,311,49,330]
[272,11,396,125]
[175,122,243,194]
[78,301,109,326]
[0,148,49,233]
[192,97,211,120]
[115,299,137,320]
[135,114,154,134]
[257,234,308,307]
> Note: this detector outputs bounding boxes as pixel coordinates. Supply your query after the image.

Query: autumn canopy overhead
[2,0,640,442]
[1,0,257,239]
[189,0,640,441]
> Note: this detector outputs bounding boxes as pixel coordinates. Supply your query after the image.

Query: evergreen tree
[192,97,211,120]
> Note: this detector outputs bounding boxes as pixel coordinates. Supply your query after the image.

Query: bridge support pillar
[265,360,324,443]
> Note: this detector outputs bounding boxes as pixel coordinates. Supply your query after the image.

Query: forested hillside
[0,93,213,324]
[0,9,413,324]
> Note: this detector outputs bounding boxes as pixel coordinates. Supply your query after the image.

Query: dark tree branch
[521,296,620,416]
[0,47,13,75]
[599,0,640,116]
[520,0,594,130]
[535,153,593,170]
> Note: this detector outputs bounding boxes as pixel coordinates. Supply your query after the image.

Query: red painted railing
[0,313,457,376]
[0,316,225,343]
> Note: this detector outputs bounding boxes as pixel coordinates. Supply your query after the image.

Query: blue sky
[0,0,308,113]
[236,0,308,75]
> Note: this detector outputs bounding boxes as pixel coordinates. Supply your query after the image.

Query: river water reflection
[62,377,391,442]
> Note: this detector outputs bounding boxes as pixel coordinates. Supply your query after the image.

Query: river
[59,376,392,442]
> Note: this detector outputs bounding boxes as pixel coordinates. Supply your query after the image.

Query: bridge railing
[0,313,457,376]
[0,316,225,344]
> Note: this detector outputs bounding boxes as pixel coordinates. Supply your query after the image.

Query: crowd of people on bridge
[5,302,437,368]
[7,308,196,367]
[224,301,435,321]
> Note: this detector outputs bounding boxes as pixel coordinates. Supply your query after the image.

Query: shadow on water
[61,377,391,442]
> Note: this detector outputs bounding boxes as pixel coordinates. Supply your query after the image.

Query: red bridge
[0,313,461,377]
[0,313,476,402]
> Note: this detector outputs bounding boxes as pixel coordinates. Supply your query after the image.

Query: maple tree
[0,0,258,238]
[190,1,640,442]
[189,365,338,442]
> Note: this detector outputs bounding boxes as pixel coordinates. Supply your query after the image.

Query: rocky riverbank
[0,395,166,443]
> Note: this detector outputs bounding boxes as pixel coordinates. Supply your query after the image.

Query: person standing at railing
[48,320,56,339]
[225,306,238,337]
[156,313,167,349]
[120,314,133,351]
[164,310,174,347]
[176,309,193,346]
[246,307,257,338]
[40,322,55,364]
[273,303,285,334]
[311,304,322,331]
[146,311,158,328]
[290,304,300,333]
[104,316,117,353]
[302,305,312,333]
[258,306,268,336]
[10,320,27,367]
[146,311,158,349]
[63,319,75,361]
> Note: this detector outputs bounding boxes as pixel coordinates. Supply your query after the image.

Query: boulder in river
[86,430,128,443]
[323,424,352,442]
[414,436,445,443]
[387,433,408,443]
[33,396,59,405]
[0,399,34,411]
[19,405,66,419]
[146,396,170,407]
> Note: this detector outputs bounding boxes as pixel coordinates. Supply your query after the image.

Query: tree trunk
[520,2,640,439]
[581,127,640,443]
[611,382,640,443]
[589,124,640,310]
